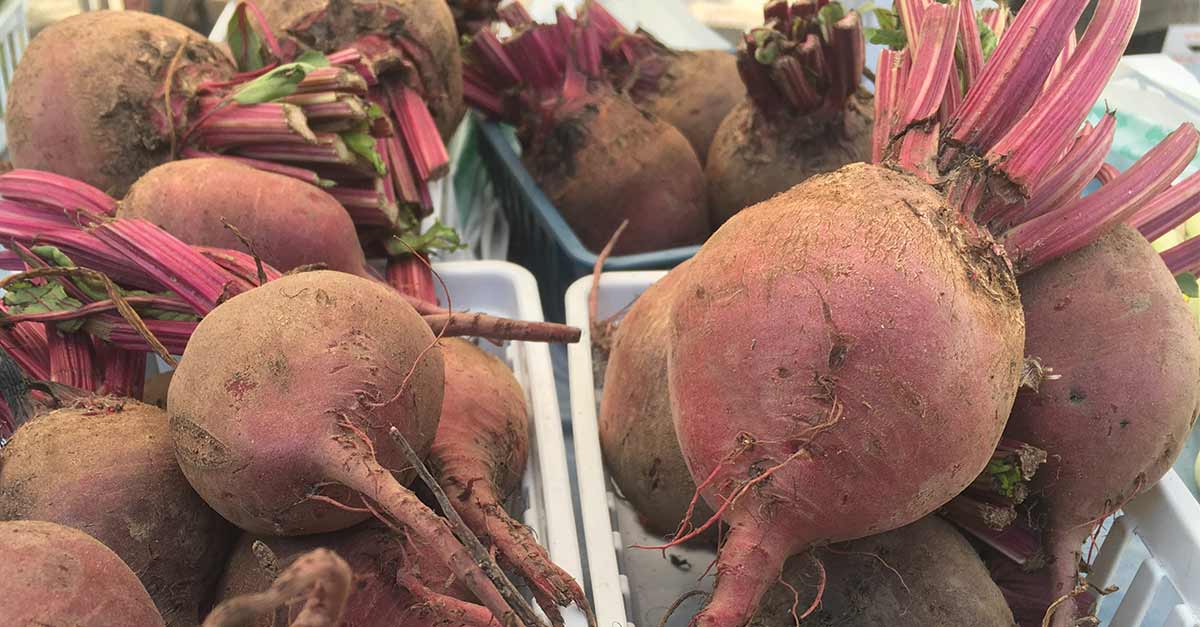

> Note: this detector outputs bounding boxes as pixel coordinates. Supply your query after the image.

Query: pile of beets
[1,0,1199,626]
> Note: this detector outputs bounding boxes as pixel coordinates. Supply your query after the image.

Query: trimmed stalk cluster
[875,0,1200,275]
[180,2,450,233]
[463,5,606,125]
[735,0,865,120]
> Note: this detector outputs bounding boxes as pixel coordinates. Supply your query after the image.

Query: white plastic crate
[565,271,1200,627]
[0,0,27,157]
[399,260,588,627]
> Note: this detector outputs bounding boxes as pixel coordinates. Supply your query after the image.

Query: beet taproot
[432,338,589,622]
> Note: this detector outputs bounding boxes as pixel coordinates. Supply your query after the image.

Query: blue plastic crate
[475,115,699,321]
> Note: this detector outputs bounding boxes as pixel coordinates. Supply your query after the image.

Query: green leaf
[232,63,313,104]
[387,220,467,256]
[341,131,387,176]
[1177,272,1199,298]
[29,245,107,301]
[866,27,908,50]
[3,281,84,320]
[985,459,1022,498]
[228,6,265,72]
[818,2,847,27]
[873,7,898,31]
[978,18,999,60]
[366,103,385,121]
[295,50,331,68]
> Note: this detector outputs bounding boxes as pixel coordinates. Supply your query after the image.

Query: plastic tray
[565,271,1200,627]
[423,261,589,627]
[476,118,698,322]
[0,0,28,157]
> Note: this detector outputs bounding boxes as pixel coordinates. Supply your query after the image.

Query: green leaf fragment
[295,50,331,68]
[341,131,387,176]
[865,27,908,50]
[387,220,467,256]
[978,17,999,60]
[232,62,317,105]
[986,459,1022,498]
[228,7,266,72]
[819,2,846,27]
[1177,272,1199,298]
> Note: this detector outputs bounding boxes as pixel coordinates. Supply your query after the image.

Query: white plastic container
[409,261,589,627]
[566,271,1200,627]
[0,0,28,157]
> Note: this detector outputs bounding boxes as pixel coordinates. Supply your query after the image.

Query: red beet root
[432,338,589,623]
[168,270,524,622]
[0,399,234,627]
[0,519,165,626]
[1006,225,1200,626]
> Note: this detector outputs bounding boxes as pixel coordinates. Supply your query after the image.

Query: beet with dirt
[0,399,234,627]
[7,11,234,195]
[0,519,166,626]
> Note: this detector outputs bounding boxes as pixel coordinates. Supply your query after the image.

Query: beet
[664,164,1023,625]
[750,517,1015,626]
[520,86,710,255]
[7,11,234,196]
[0,519,165,626]
[168,270,526,621]
[216,522,471,626]
[706,97,873,225]
[0,399,234,627]
[597,260,714,537]
[704,3,873,225]
[627,50,745,165]
[432,338,589,621]
[1005,225,1200,626]
[464,13,711,255]
[119,159,370,275]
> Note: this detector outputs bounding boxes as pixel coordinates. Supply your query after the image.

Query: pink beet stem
[896,0,928,50]
[234,135,358,166]
[96,342,147,398]
[943,0,1090,164]
[900,4,959,128]
[303,100,367,121]
[0,170,116,217]
[953,518,1044,566]
[1129,170,1200,241]
[382,134,422,206]
[505,27,563,91]
[1044,30,1079,92]
[498,2,534,28]
[296,67,368,95]
[1161,235,1200,276]
[958,0,983,89]
[237,0,284,60]
[387,82,450,182]
[0,321,50,381]
[179,148,329,187]
[386,254,437,304]
[88,315,194,355]
[47,328,96,391]
[468,30,523,91]
[1004,123,1200,272]
[985,0,1138,192]
[91,219,239,314]
[194,246,282,286]
[872,49,905,163]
